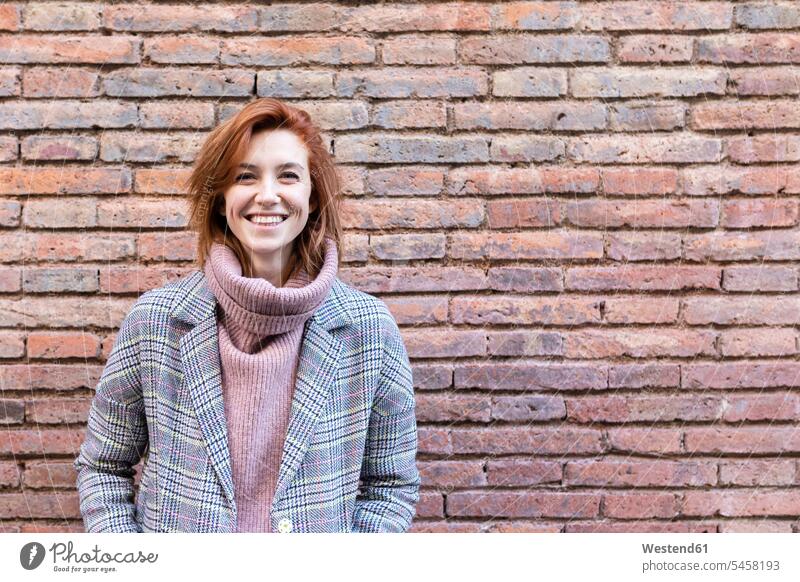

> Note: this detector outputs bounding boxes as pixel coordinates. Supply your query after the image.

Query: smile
[245,215,288,229]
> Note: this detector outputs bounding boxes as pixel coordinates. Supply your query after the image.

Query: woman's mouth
[245,215,288,229]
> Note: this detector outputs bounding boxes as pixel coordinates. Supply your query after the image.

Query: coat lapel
[170,270,351,521]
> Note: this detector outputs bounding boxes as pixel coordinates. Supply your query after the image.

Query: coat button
[277,518,293,533]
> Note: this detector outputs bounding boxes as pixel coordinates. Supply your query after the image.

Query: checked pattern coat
[73,270,420,533]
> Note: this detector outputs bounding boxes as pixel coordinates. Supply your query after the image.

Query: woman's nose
[254,178,280,202]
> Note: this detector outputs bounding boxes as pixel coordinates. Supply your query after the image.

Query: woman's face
[217,128,316,283]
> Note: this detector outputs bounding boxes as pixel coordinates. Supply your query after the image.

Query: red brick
[721,198,799,228]
[486,199,560,228]
[722,393,800,422]
[723,266,798,291]
[341,266,486,293]
[617,35,693,62]
[567,521,715,533]
[23,461,77,489]
[404,329,484,358]
[382,37,456,65]
[450,295,601,325]
[0,462,21,487]
[0,167,131,195]
[565,459,716,487]
[719,460,795,486]
[567,395,722,423]
[0,429,84,455]
[581,2,732,31]
[683,362,800,389]
[451,427,603,454]
[683,490,800,517]
[567,266,720,291]
[564,329,716,358]
[491,395,566,422]
[446,166,599,195]
[607,232,682,262]
[485,460,562,486]
[685,427,800,453]
[0,35,139,64]
[608,364,681,388]
[455,363,607,391]
[697,33,800,63]
[449,231,603,260]
[25,398,92,424]
[692,100,800,130]
[415,394,491,423]
[603,297,679,324]
[447,491,601,518]
[608,428,682,454]
[719,328,797,357]
[604,493,679,519]
[342,199,483,229]
[418,461,486,489]
[346,4,491,32]
[488,331,563,356]
[22,67,100,98]
[414,492,444,518]
[104,4,257,32]
[380,295,447,325]
[460,35,609,64]
[372,101,446,129]
[0,492,80,518]
[27,332,101,359]
[684,296,800,325]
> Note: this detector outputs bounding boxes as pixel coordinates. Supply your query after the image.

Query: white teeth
[248,215,286,225]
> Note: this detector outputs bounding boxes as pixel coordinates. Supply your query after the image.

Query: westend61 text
[49,542,159,564]
[643,543,708,554]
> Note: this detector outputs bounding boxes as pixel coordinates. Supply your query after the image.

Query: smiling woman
[73,98,420,533]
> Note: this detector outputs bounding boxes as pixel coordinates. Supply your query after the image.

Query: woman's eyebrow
[237,162,306,171]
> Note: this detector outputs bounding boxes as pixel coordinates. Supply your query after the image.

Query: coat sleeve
[351,310,420,533]
[73,297,150,533]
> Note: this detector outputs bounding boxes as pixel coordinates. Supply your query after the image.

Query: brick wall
[1,1,800,533]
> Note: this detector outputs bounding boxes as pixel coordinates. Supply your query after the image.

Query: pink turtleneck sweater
[203,237,338,532]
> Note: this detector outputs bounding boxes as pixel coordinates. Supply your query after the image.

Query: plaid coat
[73,270,420,533]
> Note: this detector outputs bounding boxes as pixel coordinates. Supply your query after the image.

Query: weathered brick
[342,199,483,229]
[565,199,718,228]
[0,35,139,64]
[617,35,693,63]
[455,363,607,390]
[722,266,798,291]
[103,68,254,97]
[372,101,446,129]
[449,231,603,260]
[382,36,455,65]
[454,102,606,131]
[567,395,722,423]
[580,2,732,31]
[23,2,101,31]
[697,34,800,64]
[256,70,335,98]
[338,67,487,98]
[447,491,601,518]
[571,68,725,97]
[0,100,136,129]
[569,135,722,164]
[488,331,563,356]
[736,2,800,30]
[565,459,716,487]
[21,135,98,160]
[104,4,258,32]
[451,295,601,325]
[493,67,567,97]
[568,266,720,291]
[144,37,219,64]
[336,135,488,163]
[460,35,610,64]
[22,67,100,97]
[609,102,686,132]
[683,362,800,389]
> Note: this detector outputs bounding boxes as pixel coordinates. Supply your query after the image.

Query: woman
[73,98,420,533]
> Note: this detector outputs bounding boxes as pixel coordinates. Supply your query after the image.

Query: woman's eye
[282,172,299,180]
[236,173,255,181]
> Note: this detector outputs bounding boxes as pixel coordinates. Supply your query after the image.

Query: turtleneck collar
[203,237,338,353]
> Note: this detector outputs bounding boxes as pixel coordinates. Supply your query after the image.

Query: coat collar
[169,270,351,528]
